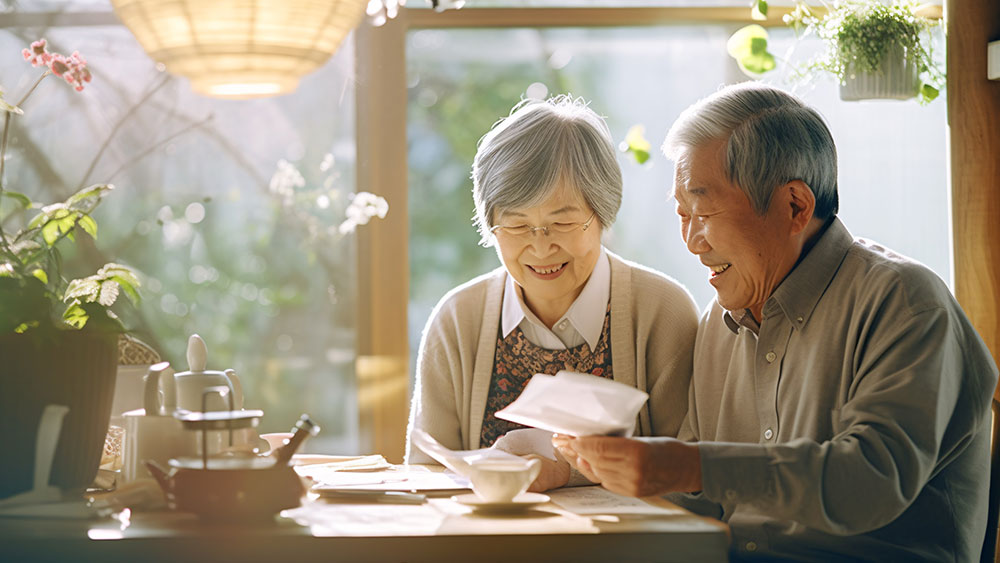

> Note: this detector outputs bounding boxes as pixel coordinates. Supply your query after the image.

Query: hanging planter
[728,1,944,105]
[840,43,921,101]
[788,1,943,104]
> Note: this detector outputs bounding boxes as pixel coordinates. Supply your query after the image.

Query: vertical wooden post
[354,18,410,463]
[947,2,1000,562]
[947,2,1000,390]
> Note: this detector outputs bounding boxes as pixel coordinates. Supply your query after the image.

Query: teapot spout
[143,460,172,492]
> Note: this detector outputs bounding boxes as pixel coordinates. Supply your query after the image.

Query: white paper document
[306,467,471,493]
[494,371,648,436]
[548,486,686,516]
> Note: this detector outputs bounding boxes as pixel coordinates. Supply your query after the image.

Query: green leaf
[64,278,100,302]
[62,302,89,329]
[621,125,652,165]
[1,191,32,209]
[78,214,98,239]
[99,263,140,286]
[0,92,23,115]
[9,240,41,255]
[66,184,113,208]
[727,25,777,76]
[97,280,120,307]
[751,0,768,20]
[41,220,60,246]
[31,268,48,284]
[919,83,939,103]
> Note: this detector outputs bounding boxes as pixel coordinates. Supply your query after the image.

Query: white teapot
[172,334,243,412]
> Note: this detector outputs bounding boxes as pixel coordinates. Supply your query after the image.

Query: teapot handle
[143,362,175,415]
[224,369,244,410]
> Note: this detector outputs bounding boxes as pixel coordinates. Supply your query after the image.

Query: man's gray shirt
[675,218,998,562]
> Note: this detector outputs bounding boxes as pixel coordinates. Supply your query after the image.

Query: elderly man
[554,82,998,561]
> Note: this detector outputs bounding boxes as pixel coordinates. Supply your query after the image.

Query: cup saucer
[452,492,550,513]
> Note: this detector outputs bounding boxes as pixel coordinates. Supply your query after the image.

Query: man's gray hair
[662,82,839,220]
[472,95,623,246]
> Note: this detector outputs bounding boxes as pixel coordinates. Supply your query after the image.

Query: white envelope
[494,371,648,437]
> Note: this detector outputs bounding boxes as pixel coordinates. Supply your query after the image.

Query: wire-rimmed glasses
[489,212,596,239]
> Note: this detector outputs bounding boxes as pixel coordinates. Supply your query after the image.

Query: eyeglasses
[489,212,597,239]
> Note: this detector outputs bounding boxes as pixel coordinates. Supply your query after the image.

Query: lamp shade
[110,0,368,99]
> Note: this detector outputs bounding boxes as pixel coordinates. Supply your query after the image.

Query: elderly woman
[404,95,699,491]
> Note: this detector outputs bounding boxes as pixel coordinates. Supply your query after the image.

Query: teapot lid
[187,334,208,372]
[169,454,275,471]
[175,408,263,431]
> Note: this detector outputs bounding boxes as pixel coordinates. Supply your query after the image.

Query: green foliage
[727,24,777,76]
[728,1,944,104]
[621,125,652,165]
[1,184,138,336]
[0,63,139,341]
[784,1,944,103]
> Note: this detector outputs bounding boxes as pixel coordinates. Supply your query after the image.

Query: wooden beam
[947,0,1000,401]
[400,6,801,29]
[353,19,410,463]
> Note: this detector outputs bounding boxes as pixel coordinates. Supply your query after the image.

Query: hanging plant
[728,1,944,104]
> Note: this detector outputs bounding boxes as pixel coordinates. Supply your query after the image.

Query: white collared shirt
[500,247,610,351]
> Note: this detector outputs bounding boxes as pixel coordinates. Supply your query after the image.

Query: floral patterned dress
[479,305,613,447]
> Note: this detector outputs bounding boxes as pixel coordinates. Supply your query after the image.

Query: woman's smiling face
[492,182,602,319]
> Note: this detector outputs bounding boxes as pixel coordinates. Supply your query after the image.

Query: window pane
[407,25,948,367]
[1,26,361,453]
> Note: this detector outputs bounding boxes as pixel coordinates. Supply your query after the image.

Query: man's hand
[525,453,570,492]
[552,435,702,498]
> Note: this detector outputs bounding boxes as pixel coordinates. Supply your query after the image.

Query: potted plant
[0,39,140,499]
[784,0,944,103]
[728,1,943,104]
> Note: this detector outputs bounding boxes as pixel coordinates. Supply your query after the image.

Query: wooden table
[0,486,730,562]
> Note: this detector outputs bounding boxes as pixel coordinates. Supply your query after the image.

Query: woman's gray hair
[472,94,623,247]
[662,82,838,220]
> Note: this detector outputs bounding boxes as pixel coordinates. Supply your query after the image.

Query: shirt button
[746,541,758,552]
[725,489,737,500]
[558,321,568,330]
[764,428,774,440]
[796,316,804,323]
[765,351,776,363]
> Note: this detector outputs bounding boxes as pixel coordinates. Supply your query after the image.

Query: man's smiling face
[672,138,802,318]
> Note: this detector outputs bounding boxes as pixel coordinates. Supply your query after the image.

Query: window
[406,20,948,373]
[1,15,361,453]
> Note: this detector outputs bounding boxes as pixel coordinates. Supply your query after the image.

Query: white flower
[338,191,389,234]
[268,159,305,206]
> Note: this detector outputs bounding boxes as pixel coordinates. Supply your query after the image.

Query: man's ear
[782,180,816,235]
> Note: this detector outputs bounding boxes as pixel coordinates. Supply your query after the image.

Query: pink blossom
[21,38,52,67]
[48,52,92,92]
[22,39,92,92]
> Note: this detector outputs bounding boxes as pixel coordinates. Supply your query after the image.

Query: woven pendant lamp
[110,0,368,99]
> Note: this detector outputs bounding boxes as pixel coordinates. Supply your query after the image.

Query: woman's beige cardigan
[405,251,700,464]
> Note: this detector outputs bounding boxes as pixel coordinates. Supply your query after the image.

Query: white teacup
[466,458,541,502]
[121,409,197,483]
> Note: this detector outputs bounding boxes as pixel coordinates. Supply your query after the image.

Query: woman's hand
[526,453,570,492]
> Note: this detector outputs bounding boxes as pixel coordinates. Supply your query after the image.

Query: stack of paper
[494,371,648,436]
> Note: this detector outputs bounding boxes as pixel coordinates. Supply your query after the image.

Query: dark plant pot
[0,330,118,499]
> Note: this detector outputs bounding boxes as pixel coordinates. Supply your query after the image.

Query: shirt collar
[723,217,854,334]
[501,247,610,350]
